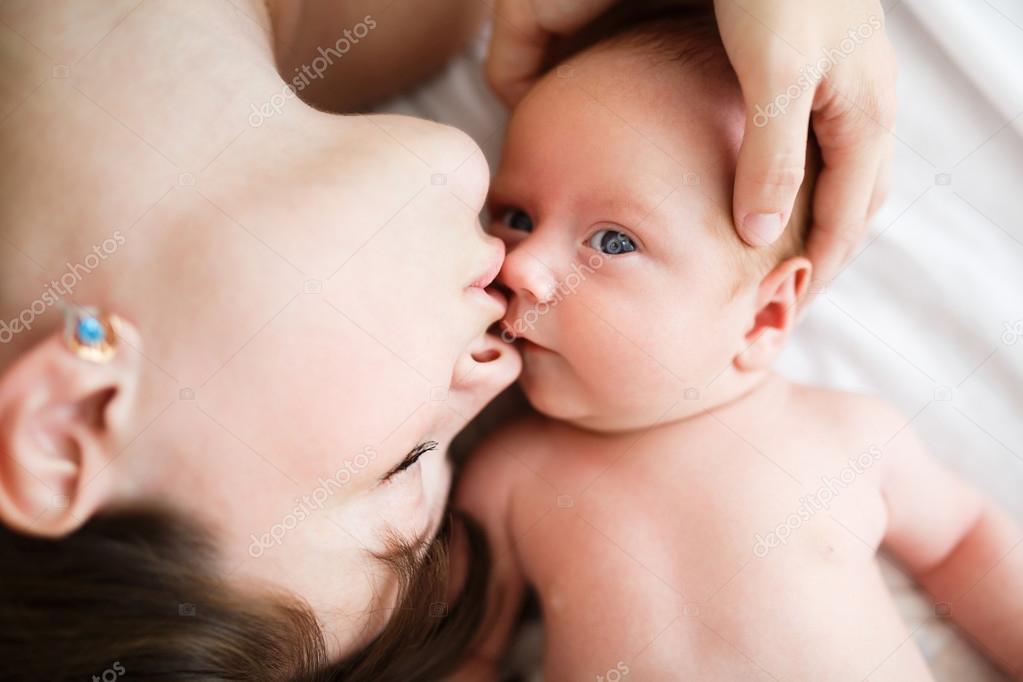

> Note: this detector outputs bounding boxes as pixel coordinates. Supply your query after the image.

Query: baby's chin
[519,363,585,423]
[519,360,654,434]
[520,352,734,432]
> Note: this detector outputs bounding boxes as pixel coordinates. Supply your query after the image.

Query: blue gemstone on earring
[76,316,105,345]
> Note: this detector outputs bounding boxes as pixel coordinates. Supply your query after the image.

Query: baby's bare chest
[514,429,889,579]
[509,433,904,678]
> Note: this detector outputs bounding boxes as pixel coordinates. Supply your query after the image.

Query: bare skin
[464,381,962,680]
[0,0,514,662]
[454,31,1023,682]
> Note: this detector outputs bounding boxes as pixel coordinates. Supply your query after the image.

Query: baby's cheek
[650,304,714,358]
[578,302,713,389]
[567,316,674,396]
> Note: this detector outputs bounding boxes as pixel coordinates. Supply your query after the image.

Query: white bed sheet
[377,2,1023,678]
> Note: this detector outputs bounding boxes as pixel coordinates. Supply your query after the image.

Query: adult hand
[714,0,896,285]
[486,0,618,106]
[485,0,897,285]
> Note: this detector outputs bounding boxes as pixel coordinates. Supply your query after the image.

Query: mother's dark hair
[0,505,490,681]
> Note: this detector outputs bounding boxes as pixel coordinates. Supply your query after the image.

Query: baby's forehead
[504,45,744,209]
[529,38,744,147]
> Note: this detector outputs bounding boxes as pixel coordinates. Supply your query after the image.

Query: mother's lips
[469,240,506,290]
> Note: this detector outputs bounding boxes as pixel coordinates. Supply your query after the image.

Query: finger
[731,62,816,247]
[866,132,894,220]
[531,0,619,31]
[485,0,617,107]
[486,0,548,107]
[805,120,887,286]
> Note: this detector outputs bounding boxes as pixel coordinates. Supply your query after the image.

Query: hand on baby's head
[491,13,817,433]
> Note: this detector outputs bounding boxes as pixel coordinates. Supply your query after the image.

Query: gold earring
[62,303,119,363]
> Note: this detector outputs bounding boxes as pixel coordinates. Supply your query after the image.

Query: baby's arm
[449,425,532,680]
[880,419,1023,678]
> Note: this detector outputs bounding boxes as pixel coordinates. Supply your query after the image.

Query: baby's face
[492,48,754,432]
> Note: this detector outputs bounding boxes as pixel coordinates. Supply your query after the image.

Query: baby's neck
[567,369,790,439]
[685,370,791,429]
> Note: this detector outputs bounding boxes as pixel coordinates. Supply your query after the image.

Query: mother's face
[105,111,520,657]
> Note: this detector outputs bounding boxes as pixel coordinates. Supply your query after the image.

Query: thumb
[486,0,618,107]
[732,73,814,246]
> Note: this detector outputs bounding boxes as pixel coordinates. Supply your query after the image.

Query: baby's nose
[498,247,558,304]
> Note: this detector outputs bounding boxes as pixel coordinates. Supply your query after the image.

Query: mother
[0,1,517,679]
[0,0,894,680]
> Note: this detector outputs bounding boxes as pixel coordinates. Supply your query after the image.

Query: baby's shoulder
[459,414,568,502]
[471,413,564,467]
[787,382,908,434]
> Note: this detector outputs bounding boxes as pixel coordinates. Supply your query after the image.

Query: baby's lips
[497,315,541,345]
[497,312,541,345]
[497,318,518,343]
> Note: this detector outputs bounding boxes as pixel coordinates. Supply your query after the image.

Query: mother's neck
[2,0,289,156]
[0,1,295,365]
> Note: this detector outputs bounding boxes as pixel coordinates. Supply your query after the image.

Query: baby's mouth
[495,317,519,343]
[494,286,557,354]
[495,319,552,355]
[518,338,552,354]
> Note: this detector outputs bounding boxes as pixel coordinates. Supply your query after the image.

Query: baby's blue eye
[588,229,636,255]
[501,208,533,232]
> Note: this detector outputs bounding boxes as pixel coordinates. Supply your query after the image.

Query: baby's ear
[734,256,812,372]
[0,319,141,537]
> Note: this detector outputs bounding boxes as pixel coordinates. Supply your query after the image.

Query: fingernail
[743,212,784,246]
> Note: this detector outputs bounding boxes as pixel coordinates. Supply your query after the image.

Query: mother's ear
[0,317,141,537]
[734,256,812,373]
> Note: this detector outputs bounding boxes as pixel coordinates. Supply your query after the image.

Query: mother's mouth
[467,284,507,321]
[468,240,506,289]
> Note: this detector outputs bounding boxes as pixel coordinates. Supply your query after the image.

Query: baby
[455,12,1023,682]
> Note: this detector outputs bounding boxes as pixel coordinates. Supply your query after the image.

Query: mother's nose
[498,245,558,304]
